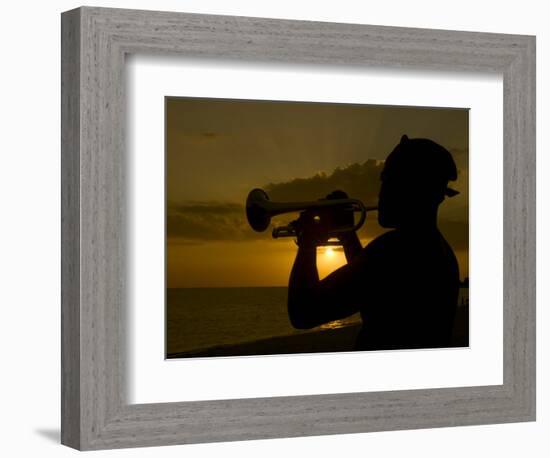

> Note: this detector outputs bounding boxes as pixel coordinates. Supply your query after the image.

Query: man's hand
[325,190,363,261]
[292,190,358,247]
[324,190,355,242]
[293,210,330,247]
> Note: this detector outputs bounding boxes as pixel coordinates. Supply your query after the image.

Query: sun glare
[325,247,335,258]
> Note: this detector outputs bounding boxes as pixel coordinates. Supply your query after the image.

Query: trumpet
[246,188,377,245]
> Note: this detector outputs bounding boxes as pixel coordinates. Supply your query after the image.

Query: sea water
[166,287,469,354]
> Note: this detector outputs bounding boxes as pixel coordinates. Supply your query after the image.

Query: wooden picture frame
[61,6,536,450]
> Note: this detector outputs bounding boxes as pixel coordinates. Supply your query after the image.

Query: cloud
[167,161,385,243]
[167,201,311,243]
[167,201,254,241]
[168,152,468,249]
[264,159,384,206]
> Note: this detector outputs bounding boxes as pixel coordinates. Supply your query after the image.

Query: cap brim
[445,187,460,197]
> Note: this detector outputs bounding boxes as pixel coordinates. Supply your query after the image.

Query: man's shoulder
[364,230,401,251]
[354,230,401,262]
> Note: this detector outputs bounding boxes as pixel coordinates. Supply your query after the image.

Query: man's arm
[287,233,365,329]
[340,232,363,263]
[287,241,319,329]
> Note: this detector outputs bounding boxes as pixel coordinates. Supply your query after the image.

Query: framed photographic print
[61,6,535,450]
[164,98,470,359]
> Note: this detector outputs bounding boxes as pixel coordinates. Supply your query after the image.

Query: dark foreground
[167,304,468,359]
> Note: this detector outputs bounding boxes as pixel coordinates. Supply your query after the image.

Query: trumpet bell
[246,188,376,242]
[246,188,272,232]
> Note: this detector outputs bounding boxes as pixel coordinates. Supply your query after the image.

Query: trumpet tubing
[245,188,376,240]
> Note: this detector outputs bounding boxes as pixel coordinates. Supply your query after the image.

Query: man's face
[377,138,454,229]
[377,164,445,228]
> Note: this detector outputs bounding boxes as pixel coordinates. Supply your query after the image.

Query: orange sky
[166,98,469,288]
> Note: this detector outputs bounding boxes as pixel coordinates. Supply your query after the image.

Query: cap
[385,135,460,198]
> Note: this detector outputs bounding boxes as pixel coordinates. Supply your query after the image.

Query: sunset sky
[166,98,469,288]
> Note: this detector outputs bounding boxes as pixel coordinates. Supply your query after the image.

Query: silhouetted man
[287,135,460,350]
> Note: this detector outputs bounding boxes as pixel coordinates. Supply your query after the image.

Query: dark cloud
[168,152,468,250]
[167,161,384,243]
[264,154,468,249]
[167,201,253,241]
[167,201,307,243]
[265,159,383,207]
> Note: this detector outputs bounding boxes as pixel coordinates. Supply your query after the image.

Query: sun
[324,247,335,258]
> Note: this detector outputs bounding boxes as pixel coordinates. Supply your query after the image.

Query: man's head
[378,135,458,229]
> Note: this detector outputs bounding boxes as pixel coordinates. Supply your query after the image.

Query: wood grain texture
[60,8,81,449]
[61,6,536,450]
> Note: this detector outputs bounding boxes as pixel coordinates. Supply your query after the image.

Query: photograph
[165,97,470,358]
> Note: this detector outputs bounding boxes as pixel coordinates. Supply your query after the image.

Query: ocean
[166,287,469,355]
